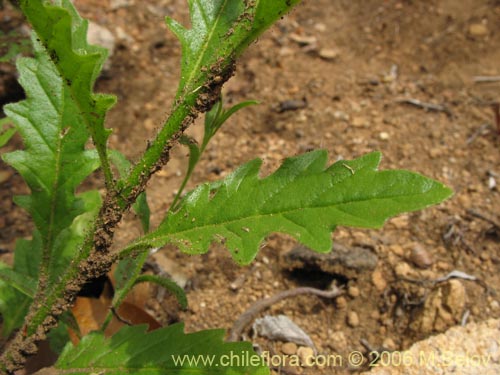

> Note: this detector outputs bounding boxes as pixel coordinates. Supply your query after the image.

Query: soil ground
[1,1,499,374]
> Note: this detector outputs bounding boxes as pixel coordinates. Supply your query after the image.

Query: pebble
[329,331,347,352]
[383,338,396,350]
[389,244,404,257]
[297,346,315,365]
[281,342,298,355]
[408,243,433,269]
[336,296,347,309]
[289,33,317,46]
[394,262,412,278]
[333,110,349,121]
[318,48,339,60]
[115,26,134,43]
[351,116,368,127]
[314,23,327,32]
[110,0,134,9]
[468,23,488,37]
[279,47,294,57]
[348,286,360,298]
[379,131,390,140]
[488,176,496,190]
[390,215,409,229]
[372,269,387,291]
[87,22,116,71]
[411,280,466,333]
[429,148,441,158]
[368,319,500,375]
[347,311,360,327]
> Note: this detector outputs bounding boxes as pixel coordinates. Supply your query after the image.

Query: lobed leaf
[166,0,301,98]
[19,0,116,186]
[0,191,100,336]
[125,151,452,264]
[3,41,100,248]
[54,323,268,375]
[0,0,118,335]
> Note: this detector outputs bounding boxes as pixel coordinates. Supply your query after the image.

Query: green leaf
[121,1,300,207]
[48,318,72,355]
[134,274,187,310]
[124,151,452,264]
[55,324,268,375]
[202,99,259,150]
[0,29,31,63]
[109,150,151,232]
[0,235,41,336]
[0,265,36,298]
[49,190,102,284]
[109,251,148,322]
[0,191,100,336]
[2,32,102,275]
[180,135,201,178]
[173,99,257,211]
[0,118,16,148]
[166,0,301,98]
[19,0,116,187]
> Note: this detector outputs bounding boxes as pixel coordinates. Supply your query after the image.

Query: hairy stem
[0,62,234,375]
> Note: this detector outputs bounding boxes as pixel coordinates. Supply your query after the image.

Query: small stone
[297,346,314,366]
[382,338,396,350]
[436,261,451,271]
[408,243,433,269]
[411,280,466,333]
[314,23,327,32]
[318,48,339,60]
[336,296,347,309]
[351,116,367,127]
[348,286,360,298]
[281,342,298,355]
[144,118,155,130]
[429,148,441,158]
[87,22,115,71]
[333,110,349,121]
[468,23,488,37]
[115,26,134,43]
[279,47,294,57]
[289,33,317,46]
[329,331,347,352]
[379,131,390,140]
[110,0,134,9]
[488,176,496,190]
[347,311,360,327]
[390,215,409,229]
[389,244,404,257]
[372,269,387,291]
[394,262,413,278]
[490,300,499,310]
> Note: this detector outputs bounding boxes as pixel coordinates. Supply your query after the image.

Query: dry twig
[228,286,343,342]
[473,76,500,83]
[467,209,500,230]
[395,98,453,117]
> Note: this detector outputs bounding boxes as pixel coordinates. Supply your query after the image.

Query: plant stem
[100,251,149,332]
[0,67,232,374]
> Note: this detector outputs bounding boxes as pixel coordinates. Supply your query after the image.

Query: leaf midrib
[148,190,435,241]
[182,0,229,91]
